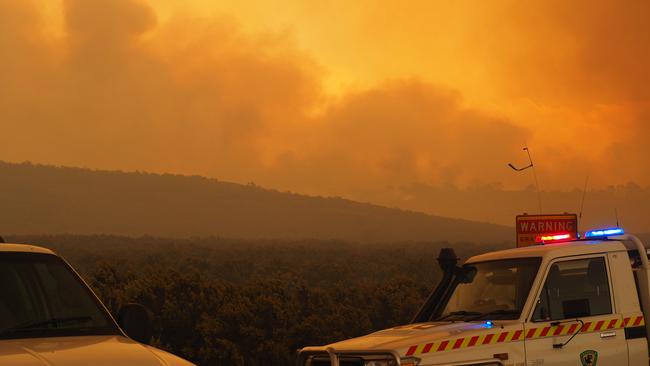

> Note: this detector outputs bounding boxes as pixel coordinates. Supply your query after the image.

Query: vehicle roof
[467,239,628,263]
[0,243,56,255]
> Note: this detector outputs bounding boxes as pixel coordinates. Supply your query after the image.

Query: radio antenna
[615,208,620,227]
[508,146,542,213]
[578,174,590,230]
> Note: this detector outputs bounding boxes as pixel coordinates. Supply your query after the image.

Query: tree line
[9,235,506,366]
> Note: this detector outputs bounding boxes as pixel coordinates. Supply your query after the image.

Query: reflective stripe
[405,315,645,356]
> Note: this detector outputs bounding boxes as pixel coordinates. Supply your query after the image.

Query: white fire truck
[0,243,194,366]
[298,227,650,366]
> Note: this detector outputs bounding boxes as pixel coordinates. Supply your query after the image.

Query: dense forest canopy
[8,235,510,366]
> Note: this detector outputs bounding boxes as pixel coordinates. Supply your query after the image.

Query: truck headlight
[364,357,420,366]
[364,362,394,366]
[400,358,421,366]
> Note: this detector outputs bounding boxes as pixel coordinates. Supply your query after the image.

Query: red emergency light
[535,232,575,244]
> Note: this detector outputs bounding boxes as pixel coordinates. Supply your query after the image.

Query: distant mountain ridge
[0,161,512,242]
[359,183,650,234]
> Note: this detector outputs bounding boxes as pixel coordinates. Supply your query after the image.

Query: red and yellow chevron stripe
[405,315,645,357]
[525,315,644,340]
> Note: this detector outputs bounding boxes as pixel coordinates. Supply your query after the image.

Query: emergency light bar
[535,232,575,244]
[585,227,625,238]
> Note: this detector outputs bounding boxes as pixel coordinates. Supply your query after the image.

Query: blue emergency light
[584,227,625,238]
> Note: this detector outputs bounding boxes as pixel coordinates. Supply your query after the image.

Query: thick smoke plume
[0,0,648,203]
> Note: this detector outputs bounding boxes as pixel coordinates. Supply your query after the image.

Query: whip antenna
[578,174,590,230]
[508,146,542,213]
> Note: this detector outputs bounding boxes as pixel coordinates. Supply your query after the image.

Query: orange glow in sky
[2,0,649,200]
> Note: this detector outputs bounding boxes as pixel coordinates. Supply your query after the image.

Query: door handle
[600,331,616,339]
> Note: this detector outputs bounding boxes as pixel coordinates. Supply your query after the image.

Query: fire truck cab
[0,243,194,366]
[298,228,650,366]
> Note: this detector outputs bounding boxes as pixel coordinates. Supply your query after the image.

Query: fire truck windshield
[0,252,120,339]
[437,258,541,321]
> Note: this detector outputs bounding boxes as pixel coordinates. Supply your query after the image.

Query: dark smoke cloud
[471,0,650,104]
[458,0,650,189]
[264,80,528,195]
[0,0,529,198]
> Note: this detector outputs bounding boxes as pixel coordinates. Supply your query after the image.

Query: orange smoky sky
[1,0,649,200]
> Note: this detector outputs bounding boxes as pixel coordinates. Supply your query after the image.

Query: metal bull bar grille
[297,346,402,366]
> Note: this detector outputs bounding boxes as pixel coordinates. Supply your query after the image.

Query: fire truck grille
[310,358,364,366]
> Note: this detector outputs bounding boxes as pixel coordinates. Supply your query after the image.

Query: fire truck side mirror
[458,266,477,284]
[118,303,152,344]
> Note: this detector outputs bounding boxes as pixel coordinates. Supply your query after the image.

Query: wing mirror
[117,303,152,344]
[458,266,477,284]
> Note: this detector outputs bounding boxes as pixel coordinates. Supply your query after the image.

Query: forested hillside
[360,182,650,233]
[8,235,506,366]
[0,161,511,242]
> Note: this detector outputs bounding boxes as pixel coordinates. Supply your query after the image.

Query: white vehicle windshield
[438,258,541,321]
[0,252,120,339]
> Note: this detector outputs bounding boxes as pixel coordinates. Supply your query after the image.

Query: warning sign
[516,213,578,247]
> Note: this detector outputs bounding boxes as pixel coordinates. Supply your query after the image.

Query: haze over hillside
[0,162,510,243]
[360,182,650,234]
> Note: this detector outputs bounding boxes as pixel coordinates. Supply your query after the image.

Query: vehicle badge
[580,350,598,366]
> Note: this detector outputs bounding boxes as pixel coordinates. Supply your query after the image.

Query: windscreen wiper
[435,311,483,321]
[469,309,521,321]
[0,316,93,335]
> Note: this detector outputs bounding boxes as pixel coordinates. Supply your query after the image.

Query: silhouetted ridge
[0,161,511,242]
